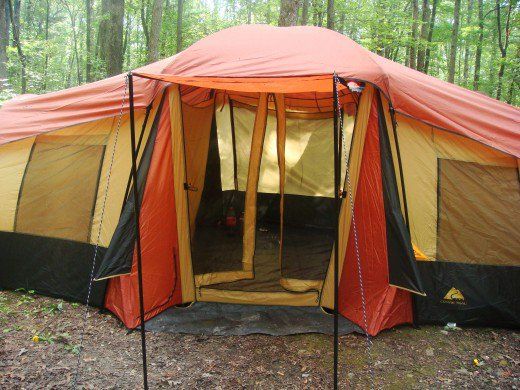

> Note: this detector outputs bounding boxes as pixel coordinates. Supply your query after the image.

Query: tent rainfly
[1,25,519,339]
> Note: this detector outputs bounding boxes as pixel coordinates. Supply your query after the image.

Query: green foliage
[0,0,517,105]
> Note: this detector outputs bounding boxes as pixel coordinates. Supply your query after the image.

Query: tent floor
[192,224,333,292]
[144,302,361,336]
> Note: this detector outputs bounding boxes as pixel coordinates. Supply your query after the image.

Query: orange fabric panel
[134,25,518,157]
[2,25,518,156]
[338,94,412,336]
[104,98,182,329]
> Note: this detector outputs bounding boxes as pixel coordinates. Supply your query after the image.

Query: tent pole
[332,74,340,390]
[128,72,149,390]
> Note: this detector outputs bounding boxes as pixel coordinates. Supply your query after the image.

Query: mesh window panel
[281,117,335,282]
[281,195,335,281]
[15,135,105,243]
[437,159,520,266]
[190,107,250,276]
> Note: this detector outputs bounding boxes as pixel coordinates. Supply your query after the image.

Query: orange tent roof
[1,25,519,156]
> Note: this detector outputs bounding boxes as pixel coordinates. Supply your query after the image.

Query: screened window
[437,159,520,266]
[15,134,105,243]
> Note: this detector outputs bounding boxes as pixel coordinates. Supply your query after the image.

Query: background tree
[0,0,8,91]
[98,0,124,76]
[448,0,462,83]
[279,0,299,26]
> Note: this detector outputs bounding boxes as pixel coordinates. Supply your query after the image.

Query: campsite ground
[0,290,518,389]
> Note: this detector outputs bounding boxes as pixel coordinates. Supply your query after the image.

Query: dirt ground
[0,290,518,389]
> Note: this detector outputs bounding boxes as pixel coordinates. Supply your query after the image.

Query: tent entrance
[185,94,336,305]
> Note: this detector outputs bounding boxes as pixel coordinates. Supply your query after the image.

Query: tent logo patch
[441,287,466,305]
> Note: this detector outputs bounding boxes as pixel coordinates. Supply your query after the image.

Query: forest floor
[0,290,518,389]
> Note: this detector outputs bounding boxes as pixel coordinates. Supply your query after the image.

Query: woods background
[0,0,518,105]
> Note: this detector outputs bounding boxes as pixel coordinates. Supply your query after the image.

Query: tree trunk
[416,0,430,72]
[98,0,124,77]
[12,0,19,46]
[0,0,8,91]
[85,0,93,82]
[141,0,150,50]
[300,0,309,25]
[473,0,483,90]
[495,0,512,100]
[148,0,164,63]
[424,0,438,73]
[506,45,519,104]
[462,0,474,86]
[447,0,461,83]
[279,0,300,26]
[409,0,419,69]
[7,0,26,93]
[176,0,183,52]
[326,0,334,29]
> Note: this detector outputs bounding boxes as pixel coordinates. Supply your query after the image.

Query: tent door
[186,93,334,302]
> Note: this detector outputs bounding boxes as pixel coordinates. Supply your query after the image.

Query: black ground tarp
[144,302,360,335]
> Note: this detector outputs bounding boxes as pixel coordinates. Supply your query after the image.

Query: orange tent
[0,26,519,341]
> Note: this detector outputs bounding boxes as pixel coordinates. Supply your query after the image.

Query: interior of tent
[180,88,355,305]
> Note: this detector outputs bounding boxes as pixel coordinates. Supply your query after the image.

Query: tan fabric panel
[195,270,254,287]
[15,136,104,242]
[182,100,215,237]
[198,288,319,306]
[437,160,520,266]
[395,114,518,260]
[170,85,195,302]
[215,103,354,197]
[90,107,159,246]
[242,93,268,272]
[320,85,375,309]
[390,115,438,259]
[0,137,34,232]
[280,277,323,292]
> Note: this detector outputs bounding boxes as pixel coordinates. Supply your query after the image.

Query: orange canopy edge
[0,25,518,157]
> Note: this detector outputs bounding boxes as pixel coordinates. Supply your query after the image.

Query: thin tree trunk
[148,0,164,63]
[62,1,82,85]
[424,0,438,73]
[448,0,461,83]
[326,0,334,29]
[279,0,300,26]
[176,0,183,52]
[7,0,26,93]
[42,0,50,91]
[98,0,124,76]
[85,0,93,82]
[462,0,474,86]
[473,0,483,90]
[506,45,519,104]
[141,0,150,50]
[300,0,309,25]
[409,0,419,69]
[416,0,430,72]
[0,0,8,91]
[12,0,19,45]
[495,0,512,100]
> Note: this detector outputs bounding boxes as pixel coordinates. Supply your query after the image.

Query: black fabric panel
[0,231,107,307]
[414,261,520,327]
[95,96,165,279]
[377,93,424,294]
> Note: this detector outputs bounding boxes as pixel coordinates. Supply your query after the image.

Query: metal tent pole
[128,72,149,390]
[332,74,340,390]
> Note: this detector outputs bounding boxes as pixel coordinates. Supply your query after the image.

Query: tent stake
[128,72,149,390]
[332,74,340,390]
